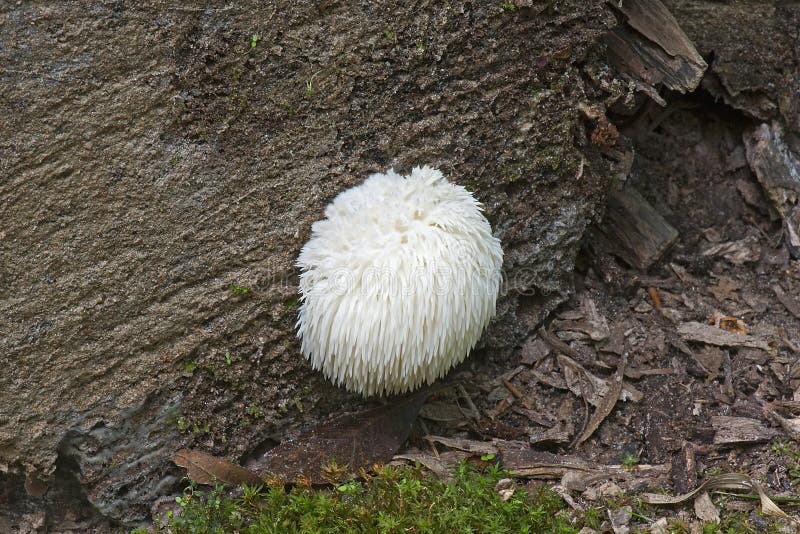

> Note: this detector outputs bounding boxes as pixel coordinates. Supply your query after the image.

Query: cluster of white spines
[296,166,503,396]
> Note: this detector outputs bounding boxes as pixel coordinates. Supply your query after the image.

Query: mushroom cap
[296,166,503,396]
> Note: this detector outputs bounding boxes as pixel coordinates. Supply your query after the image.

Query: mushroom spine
[296,165,503,396]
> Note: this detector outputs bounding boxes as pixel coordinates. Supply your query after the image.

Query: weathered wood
[787,207,800,259]
[604,0,707,104]
[711,416,782,446]
[744,122,800,217]
[744,122,800,259]
[591,187,679,271]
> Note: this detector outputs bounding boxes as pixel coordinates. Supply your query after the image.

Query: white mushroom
[296,166,503,396]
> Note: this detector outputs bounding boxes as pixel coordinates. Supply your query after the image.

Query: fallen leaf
[714,317,747,334]
[392,450,470,481]
[641,473,752,505]
[553,295,611,342]
[708,277,740,302]
[495,478,516,501]
[693,346,723,381]
[520,337,551,365]
[173,449,262,486]
[701,236,761,264]
[694,491,720,522]
[572,353,627,447]
[643,473,799,526]
[419,401,470,424]
[558,354,643,407]
[499,447,669,493]
[754,481,800,526]
[252,388,432,483]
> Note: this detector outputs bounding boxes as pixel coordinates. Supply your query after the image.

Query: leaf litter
[173,102,800,530]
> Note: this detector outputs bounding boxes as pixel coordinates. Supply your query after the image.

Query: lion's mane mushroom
[296,165,503,396]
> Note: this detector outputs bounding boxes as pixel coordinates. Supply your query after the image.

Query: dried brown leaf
[173,449,262,486]
[419,401,470,424]
[754,482,800,526]
[558,354,642,407]
[572,353,627,447]
[254,388,431,484]
[693,491,719,522]
[693,346,723,380]
[708,314,747,334]
[701,236,761,264]
[392,451,466,480]
[708,277,740,302]
[644,473,799,526]
[642,473,752,505]
[499,447,669,493]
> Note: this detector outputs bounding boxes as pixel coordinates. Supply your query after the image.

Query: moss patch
[156,463,592,533]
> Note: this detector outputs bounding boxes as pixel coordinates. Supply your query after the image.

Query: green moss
[181,360,198,374]
[246,404,263,418]
[155,463,793,533]
[621,453,639,471]
[532,145,567,172]
[158,463,591,533]
[229,284,252,297]
[770,439,800,485]
[500,1,516,12]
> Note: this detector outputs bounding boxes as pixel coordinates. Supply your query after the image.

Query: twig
[501,377,533,410]
[457,384,480,420]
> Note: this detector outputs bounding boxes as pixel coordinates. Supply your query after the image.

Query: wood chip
[604,0,706,95]
[677,321,770,350]
[744,122,800,218]
[711,416,782,446]
[590,188,679,271]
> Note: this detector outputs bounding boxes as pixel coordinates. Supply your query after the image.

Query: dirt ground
[397,92,800,530]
